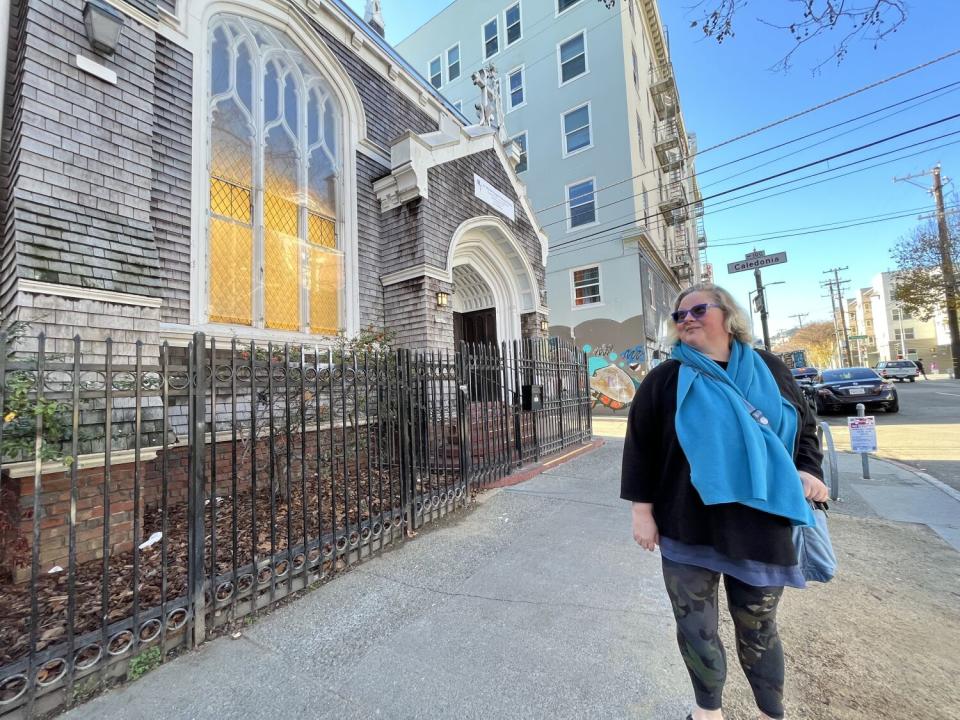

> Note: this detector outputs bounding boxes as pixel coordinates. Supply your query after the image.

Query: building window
[562,103,591,155]
[483,17,499,59]
[892,307,912,320]
[628,0,635,26]
[558,32,587,85]
[505,3,522,45]
[558,0,583,14]
[512,132,528,172]
[507,66,525,110]
[894,328,915,341]
[632,47,639,91]
[567,178,596,229]
[572,266,601,306]
[446,43,460,81]
[207,13,342,334]
[429,56,442,88]
[453,99,462,112]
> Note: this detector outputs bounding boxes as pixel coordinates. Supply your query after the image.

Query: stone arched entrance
[447,216,540,348]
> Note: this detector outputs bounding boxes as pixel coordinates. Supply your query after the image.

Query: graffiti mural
[551,315,667,415]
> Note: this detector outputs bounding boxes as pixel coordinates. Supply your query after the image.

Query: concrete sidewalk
[62,437,959,720]
[829,451,960,551]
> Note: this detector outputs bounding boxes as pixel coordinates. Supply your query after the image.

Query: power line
[548,134,960,257]
[696,48,960,156]
[547,204,960,270]
[545,115,960,247]
[547,132,960,260]
[539,119,960,233]
[532,54,960,216]
[699,81,960,190]
[708,204,948,243]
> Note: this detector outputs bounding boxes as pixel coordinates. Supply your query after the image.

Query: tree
[890,214,960,322]
[773,320,837,368]
[689,0,909,71]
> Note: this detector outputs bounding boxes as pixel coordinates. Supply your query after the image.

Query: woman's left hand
[799,470,829,502]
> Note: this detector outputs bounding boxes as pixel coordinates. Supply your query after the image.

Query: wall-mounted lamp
[84,0,125,56]
[436,291,449,309]
[540,319,549,333]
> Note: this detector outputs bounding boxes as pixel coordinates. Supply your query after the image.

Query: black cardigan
[620,350,824,565]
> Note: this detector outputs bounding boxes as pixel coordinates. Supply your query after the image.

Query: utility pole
[824,268,854,367]
[933,167,960,377]
[894,165,960,378]
[789,312,808,329]
[754,268,771,351]
[822,281,843,367]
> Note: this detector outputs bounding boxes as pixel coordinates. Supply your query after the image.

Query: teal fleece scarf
[672,340,815,527]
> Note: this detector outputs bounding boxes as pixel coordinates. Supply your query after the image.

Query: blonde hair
[663,283,754,346]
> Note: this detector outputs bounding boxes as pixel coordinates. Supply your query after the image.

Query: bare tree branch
[687,0,909,72]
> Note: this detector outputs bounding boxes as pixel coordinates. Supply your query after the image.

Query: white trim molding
[447,216,543,347]
[372,124,548,265]
[380,264,452,287]
[17,279,163,308]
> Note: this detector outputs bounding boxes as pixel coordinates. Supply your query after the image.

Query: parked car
[790,366,819,382]
[811,367,899,414]
[875,360,919,382]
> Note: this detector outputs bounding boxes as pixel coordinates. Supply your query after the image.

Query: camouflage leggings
[662,557,785,719]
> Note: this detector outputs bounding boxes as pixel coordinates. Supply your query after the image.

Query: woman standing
[621,283,829,720]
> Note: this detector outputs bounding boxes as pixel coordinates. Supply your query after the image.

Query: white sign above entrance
[474,174,516,221]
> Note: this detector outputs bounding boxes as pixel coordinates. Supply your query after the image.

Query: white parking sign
[848,416,877,453]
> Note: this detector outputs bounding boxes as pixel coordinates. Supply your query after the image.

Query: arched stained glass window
[207,13,342,334]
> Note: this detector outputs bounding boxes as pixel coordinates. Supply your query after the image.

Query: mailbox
[521,384,542,411]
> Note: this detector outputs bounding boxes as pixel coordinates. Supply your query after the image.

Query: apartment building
[845,271,954,371]
[398,0,705,414]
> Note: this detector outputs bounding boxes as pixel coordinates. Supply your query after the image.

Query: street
[818,377,960,492]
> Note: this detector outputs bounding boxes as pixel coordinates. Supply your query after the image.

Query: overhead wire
[530,50,960,216]
[545,134,960,258]
[536,112,960,233]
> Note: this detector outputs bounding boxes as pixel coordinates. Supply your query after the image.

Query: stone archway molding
[447,215,542,347]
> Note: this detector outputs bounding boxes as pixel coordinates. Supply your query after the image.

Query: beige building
[844,271,954,372]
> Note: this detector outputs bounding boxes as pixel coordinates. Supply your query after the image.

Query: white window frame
[482,16,499,60]
[556,30,589,87]
[561,101,593,158]
[506,65,526,112]
[504,2,523,46]
[511,131,528,173]
[446,42,461,82]
[570,263,603,310]
[565,176,598,232]
[631,46,639,91]
[556,0,584,18]
[193,9,361,340]
[428,55,442,89]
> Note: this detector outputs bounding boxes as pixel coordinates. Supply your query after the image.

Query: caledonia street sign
[727,251,788,274]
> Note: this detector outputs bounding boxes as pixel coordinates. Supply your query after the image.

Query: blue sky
[346,0,960,336]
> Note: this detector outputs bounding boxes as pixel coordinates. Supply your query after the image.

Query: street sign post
[727,250,788,352]
[726,251,788,274]
[848,406,876,478]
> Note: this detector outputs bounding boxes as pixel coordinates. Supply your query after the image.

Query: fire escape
[650,61,693,284]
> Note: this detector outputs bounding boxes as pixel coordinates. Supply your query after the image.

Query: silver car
[875,360,919,382]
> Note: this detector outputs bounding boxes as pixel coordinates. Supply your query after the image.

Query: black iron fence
[0,332,591,717]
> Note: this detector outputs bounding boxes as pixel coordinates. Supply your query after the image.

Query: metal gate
[0,332,591,718]
[457,338,592,487]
